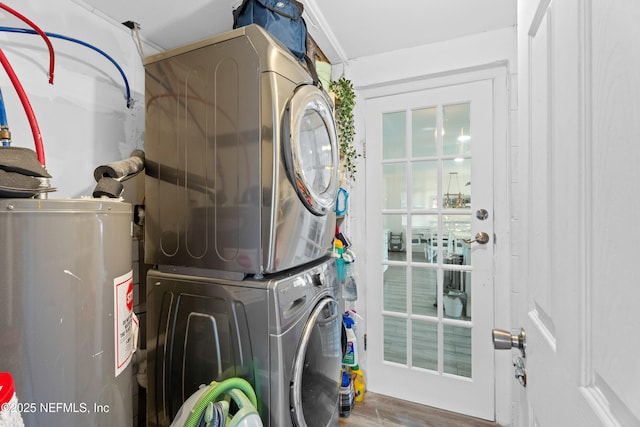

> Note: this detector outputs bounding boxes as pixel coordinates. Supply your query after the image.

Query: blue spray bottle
[342,314,358,366]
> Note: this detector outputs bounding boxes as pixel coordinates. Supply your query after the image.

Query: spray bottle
[342,314,357,367]
[338,370,354,417]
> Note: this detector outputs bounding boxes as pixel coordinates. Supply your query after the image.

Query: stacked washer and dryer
[144,25,343,427]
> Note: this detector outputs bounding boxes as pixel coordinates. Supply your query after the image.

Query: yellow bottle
[351,365,365,402]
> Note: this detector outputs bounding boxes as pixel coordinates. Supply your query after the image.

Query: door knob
[492,328,526,357]
[464,232,490,244]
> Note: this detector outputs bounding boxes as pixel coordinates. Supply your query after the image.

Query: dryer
[146,256,342,427]
[144,25,339,277]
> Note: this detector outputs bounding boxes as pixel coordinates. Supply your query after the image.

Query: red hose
[0,48,45,165]
[0,2,55,84]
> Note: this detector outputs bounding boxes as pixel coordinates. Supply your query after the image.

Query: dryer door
[284,85,340,216]
[291,297,341,427]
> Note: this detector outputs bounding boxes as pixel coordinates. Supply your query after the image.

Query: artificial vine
[329,77,359,183]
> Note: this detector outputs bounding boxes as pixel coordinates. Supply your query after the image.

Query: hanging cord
[133,23,144,61]
[0,3,54,84]
[0,27,133,108]
[0,47,45,165]
[122,21,144,63]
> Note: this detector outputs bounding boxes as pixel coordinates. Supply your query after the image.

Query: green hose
[183,377,258,427]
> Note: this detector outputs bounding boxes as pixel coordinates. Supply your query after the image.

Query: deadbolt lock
[476,209,489,220]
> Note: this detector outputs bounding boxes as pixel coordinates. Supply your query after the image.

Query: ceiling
[77,0,516,64]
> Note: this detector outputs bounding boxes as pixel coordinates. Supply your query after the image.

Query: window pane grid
[382,102,473,377]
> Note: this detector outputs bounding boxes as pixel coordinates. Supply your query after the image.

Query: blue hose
[0,87,9,146]
[0,26,133,108]
[0,87,7,126]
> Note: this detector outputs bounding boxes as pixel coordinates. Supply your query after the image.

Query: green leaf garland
[330,77,359,183]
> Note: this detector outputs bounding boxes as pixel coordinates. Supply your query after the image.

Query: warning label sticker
[114,270,134,377]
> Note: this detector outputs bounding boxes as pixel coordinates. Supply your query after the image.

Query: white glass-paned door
[365,80,495,420]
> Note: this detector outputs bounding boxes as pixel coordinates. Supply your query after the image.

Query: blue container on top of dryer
[144,24,339,278]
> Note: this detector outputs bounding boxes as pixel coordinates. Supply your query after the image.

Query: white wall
[0,0,156,198]
[346,27,516,87]
[340,26,517,426]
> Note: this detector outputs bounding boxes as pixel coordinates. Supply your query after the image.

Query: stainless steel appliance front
[0,199,133,426]
[144,25,339,276]
[146,256,341,426]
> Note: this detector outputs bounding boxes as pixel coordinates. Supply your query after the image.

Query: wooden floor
[338,392,499,427]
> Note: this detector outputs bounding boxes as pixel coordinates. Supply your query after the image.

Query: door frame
[352,63,513,424]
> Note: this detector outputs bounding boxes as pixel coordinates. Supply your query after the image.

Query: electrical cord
[133,23,145,61]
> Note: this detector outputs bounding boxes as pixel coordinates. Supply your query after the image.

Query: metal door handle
[493,328,527,387]
[464,232,490,244]
[492,328,526,357]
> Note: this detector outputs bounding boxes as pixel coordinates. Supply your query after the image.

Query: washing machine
[146,256,342,427]
[144,24,340,278]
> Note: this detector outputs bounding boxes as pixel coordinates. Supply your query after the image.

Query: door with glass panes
[365,79,495,419]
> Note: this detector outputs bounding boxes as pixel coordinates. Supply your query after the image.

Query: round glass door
[284,85,339,215]
[290,297,341,427]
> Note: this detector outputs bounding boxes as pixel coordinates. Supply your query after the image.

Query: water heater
[0,198,134,426]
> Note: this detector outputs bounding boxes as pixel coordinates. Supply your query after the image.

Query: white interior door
[364,80,495,420]
[515,0,640,424]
